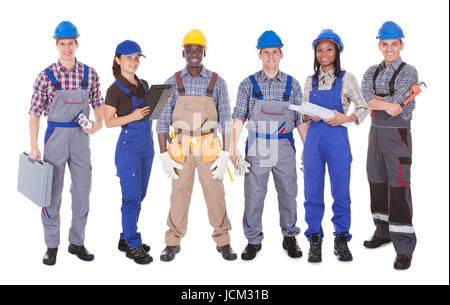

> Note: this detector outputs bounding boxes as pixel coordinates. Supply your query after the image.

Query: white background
[0,0,448,285]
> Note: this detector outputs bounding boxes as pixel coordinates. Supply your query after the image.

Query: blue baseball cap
[115,40,146,57]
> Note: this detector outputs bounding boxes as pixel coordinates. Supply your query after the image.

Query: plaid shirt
[361,57,418,120]
[29,59,104,116]
[232,70,303,126]
[156,66,232,134]
[303,68,370,125]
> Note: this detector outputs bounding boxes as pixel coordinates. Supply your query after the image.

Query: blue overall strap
[282,75,293,102]
[47,121,79,128]
[45,109,83,144]
[47,109,83,127]
[114,80,137,102]
[249,75,263,100]
[141,82,148,96]
[254,131,293,140]
[81,65,90,90]
[44,68,62,90]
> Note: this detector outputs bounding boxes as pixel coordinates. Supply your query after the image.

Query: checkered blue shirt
[232,70,303,126]
[361,57,418,120]
[156,66,231,134]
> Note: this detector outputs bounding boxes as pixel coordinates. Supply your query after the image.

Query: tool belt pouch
[168,134,188,163]
[201,133,222,163]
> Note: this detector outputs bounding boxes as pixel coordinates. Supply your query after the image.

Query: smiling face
[259,47,283,71]
[56,39,78,61]
[316,40,336,72]
[379,39,404,65]
[183,44,205,68]
[115,54,141,75]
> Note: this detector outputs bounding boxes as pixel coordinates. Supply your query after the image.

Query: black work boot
[394,254,412,270]
[363,236,391,249]
[126,245,153,265]
[334,234,353,262]
[68,244,95,262]
[118,238,150,253]
[43,247,58,266]
[282,237,302,258]
[217,244,237,261]
[308,234,322,263]
[160,245,180,262]
[241,243,261,261]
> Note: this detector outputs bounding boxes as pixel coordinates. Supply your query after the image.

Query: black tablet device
[139,84,175,121]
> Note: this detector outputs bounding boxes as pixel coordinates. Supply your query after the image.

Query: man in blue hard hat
[29,21,104,265]
[361,21,419,270]
[230,30,304,260]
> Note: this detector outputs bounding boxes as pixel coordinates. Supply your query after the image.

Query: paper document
[289,103,352,128]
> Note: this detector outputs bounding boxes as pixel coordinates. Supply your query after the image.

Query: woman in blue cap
[104,40,154,264]
[295,29,369,263]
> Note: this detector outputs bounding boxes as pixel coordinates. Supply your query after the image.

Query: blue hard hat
[115,40,146,58]
[312,29,344,52]
[256,30,284,49]
[53,21,79,39]
[376,21,404,39]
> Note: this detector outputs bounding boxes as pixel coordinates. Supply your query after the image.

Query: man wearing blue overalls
[28,21,104,265]
[231,31,304,260]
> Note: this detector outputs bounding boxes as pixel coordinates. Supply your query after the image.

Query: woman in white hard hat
[104,40,154,265]
[296,29,369,263]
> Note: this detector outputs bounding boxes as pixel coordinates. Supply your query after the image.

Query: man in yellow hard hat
[156,29,236,261]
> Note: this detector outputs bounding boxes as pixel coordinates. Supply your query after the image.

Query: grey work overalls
[243,75,300,245]
[42,65,92,249]
[367,62,416,256]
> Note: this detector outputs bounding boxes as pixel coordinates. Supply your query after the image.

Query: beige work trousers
[165,155,232,247]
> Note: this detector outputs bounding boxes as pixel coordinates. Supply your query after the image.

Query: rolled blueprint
[289,103,352,128]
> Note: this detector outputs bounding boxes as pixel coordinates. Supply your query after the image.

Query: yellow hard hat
[182,29,207,49]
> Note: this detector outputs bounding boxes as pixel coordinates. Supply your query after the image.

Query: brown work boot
[160,245,180,262]
[68,244,95,262]
[394,254,412,270]
[43,247,58,266]
[217,244,237,261]
[282,237,303,258]
[363,236,391,249]
[241,243,261,261]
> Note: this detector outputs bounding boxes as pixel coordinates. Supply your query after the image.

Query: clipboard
[139,84,175,121]
[17,152,53,207]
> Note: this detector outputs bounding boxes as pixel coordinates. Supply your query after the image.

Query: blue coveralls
[114,80,154,248]
[303,72,353,242]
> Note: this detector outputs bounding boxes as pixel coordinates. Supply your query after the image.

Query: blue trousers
[303,121,352,241]
[115,122,154,248]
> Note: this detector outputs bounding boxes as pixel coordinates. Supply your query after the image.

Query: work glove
[234,156,251,176]
[159,152,184,180]
[210,150,230,180]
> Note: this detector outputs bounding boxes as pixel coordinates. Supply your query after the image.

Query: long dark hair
[112,54,121,80]
[313,42,343,80]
